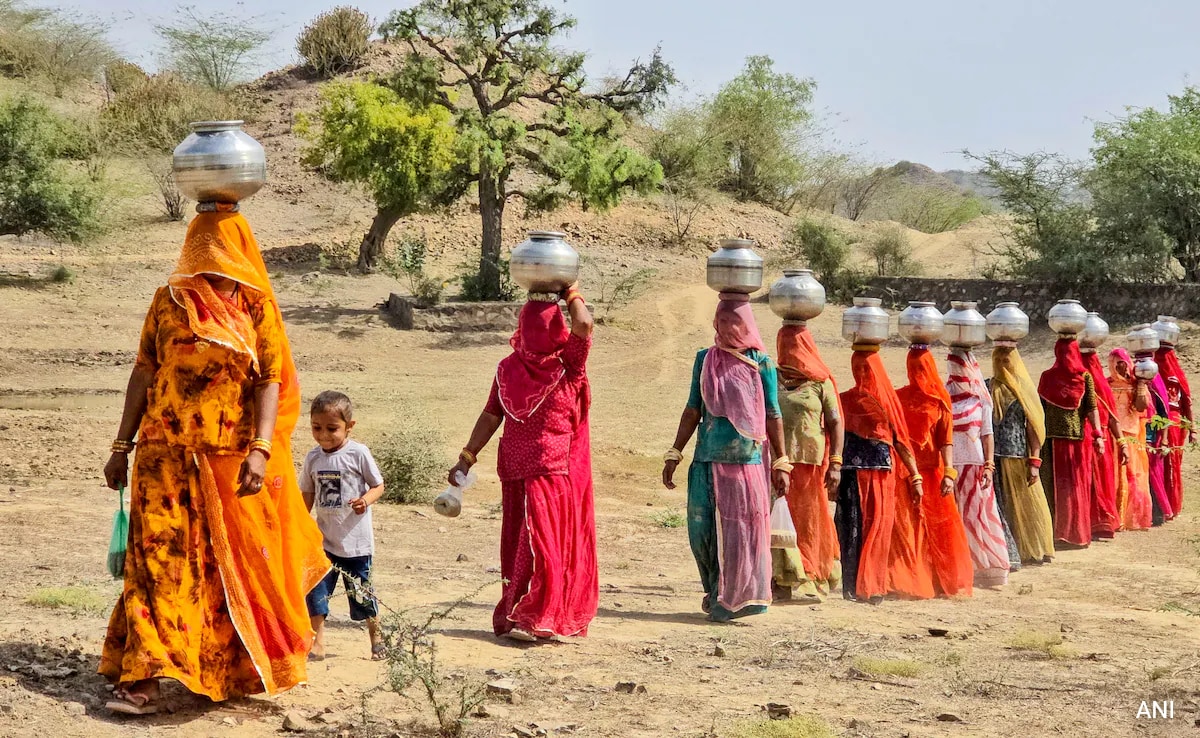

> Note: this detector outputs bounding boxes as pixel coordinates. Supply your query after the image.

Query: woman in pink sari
[1145,371,1176,525]
[449,284,598,642]
[663,295,789,621]
[1156,336,1192,516]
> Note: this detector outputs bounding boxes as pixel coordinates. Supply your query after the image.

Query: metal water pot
[943,300,987,348]
[1152,315,1181,346]
[1079,312,1110,351]
[707,239,764,294]
[1134,357,1160,381]
[898,301,943,344]
[510,231,580,293]
[986,301,1029,342]
[1127,324,1161,354]
[1047,299,1088,336]
[842,297,890,345]
[768,268,825,321]
[173,120,267,203]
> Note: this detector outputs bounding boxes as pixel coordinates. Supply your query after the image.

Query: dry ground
[0,185,1199,738]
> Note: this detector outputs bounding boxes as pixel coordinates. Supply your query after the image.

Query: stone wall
[862,277,1200,324]
[386,294,524,332]
[386,294,590,332]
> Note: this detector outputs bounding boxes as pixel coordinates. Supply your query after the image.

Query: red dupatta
[496,301,570,422]
[1039,338,1088,410]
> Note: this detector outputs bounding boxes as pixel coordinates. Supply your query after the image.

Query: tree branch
[410,26,491,112]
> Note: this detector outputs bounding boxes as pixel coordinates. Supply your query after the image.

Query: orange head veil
[841,348,910,449]
[776,323,831,385]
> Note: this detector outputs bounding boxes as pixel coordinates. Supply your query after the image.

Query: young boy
[301,390,386,660]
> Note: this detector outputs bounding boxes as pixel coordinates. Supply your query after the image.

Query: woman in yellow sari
[100,207,327,714]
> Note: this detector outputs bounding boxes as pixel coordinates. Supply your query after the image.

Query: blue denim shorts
[305,551,378,621]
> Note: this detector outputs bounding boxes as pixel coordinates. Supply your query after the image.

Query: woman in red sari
[449,285,597,642]
[1039,338,1104,549]
[1156,338,1192,516]
[1080,345,1124,539]
[896,347,973,598]
[836,345,922,604]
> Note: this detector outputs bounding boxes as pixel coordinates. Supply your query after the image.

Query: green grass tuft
[27,586,108,615]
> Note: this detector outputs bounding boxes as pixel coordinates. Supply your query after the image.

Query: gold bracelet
[111,439,135,454]
[910,474,924,485]
[663,448,683,463]
[459,448,478,465]
[942,467,958,481]
[828,454,843,465]
[249,438,272,458]
[771,456,794,473]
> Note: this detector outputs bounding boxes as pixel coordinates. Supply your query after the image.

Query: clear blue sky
[72,0,1200,169]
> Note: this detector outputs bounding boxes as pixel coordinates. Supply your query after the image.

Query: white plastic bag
[769,496,797,549]
[434,469,477,518]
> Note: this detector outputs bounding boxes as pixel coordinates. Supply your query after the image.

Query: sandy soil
[0,198,1198,738]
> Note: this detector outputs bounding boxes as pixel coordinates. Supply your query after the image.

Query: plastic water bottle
[433,469,476,518]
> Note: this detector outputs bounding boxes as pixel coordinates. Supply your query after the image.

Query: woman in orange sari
[836,345,922,604]
[896,346,972,598]
[776,323,843,600]
[100,207,327,714]
[1108,349,1153,531]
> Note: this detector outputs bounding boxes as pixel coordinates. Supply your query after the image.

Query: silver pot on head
[1078,312,1110,352]
[510,231,581,294]
[1047,299,1088,337]
[769,268,825,322]
[943,300,987,348]
[173,120,267,203]
[898,301,943,345]
[842,297,889,345]
[986,301,1029,343]
[707,239,764,294]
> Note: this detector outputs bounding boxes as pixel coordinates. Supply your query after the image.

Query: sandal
[502,628,537,643]
[106,686,159,716]
[371,642,386,661]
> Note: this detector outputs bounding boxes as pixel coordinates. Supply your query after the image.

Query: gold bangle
[910,474,924,484]
[828,454,843,465]
[111,439,135,454]
[249,438,272,458]
[459,448,478,465]
[942,467,958,481]
[771,456,793,472]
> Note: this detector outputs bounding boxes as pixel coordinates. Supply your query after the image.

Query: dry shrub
[104,59,148,96]
[372,425,447,504]
[297,6,372,78]
[146,158,188,221]
[100,73,240,154]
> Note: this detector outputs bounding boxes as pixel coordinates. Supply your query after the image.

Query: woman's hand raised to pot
[237,449,268,497]
[104,453,129,490]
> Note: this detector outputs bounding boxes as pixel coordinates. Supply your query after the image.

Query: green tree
[646,104,725,244]
[300,81,458,271]
[784,217,850,282]
[380,0,675,299]
[709,55,815,210]
[1091,87,1200,281]
[155,5,271,91]
[0,96,101,242]
[965,150,1171,282]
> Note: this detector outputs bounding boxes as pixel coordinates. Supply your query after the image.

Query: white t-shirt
[299,440,383,558]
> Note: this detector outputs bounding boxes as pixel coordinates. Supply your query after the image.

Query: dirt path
[1,239,1198,738]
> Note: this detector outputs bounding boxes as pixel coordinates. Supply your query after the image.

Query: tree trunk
[357,208,403,273]
[477,171,506,300]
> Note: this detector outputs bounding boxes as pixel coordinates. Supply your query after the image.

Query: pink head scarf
[701,294,768,442]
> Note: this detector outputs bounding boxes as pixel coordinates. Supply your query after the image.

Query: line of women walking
[662,292,1190,619]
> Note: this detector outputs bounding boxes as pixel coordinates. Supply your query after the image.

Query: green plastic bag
[107,485,129,579]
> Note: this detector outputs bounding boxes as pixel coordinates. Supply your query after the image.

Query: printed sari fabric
[100,212,328,699]
[1082,350,1120,539]
[1146,373,1174,524]
[837,349,908,601]
[948,349,1008,587]
[1108,349,1153,531]
[486,301,598,637]
[896,348,972,597]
